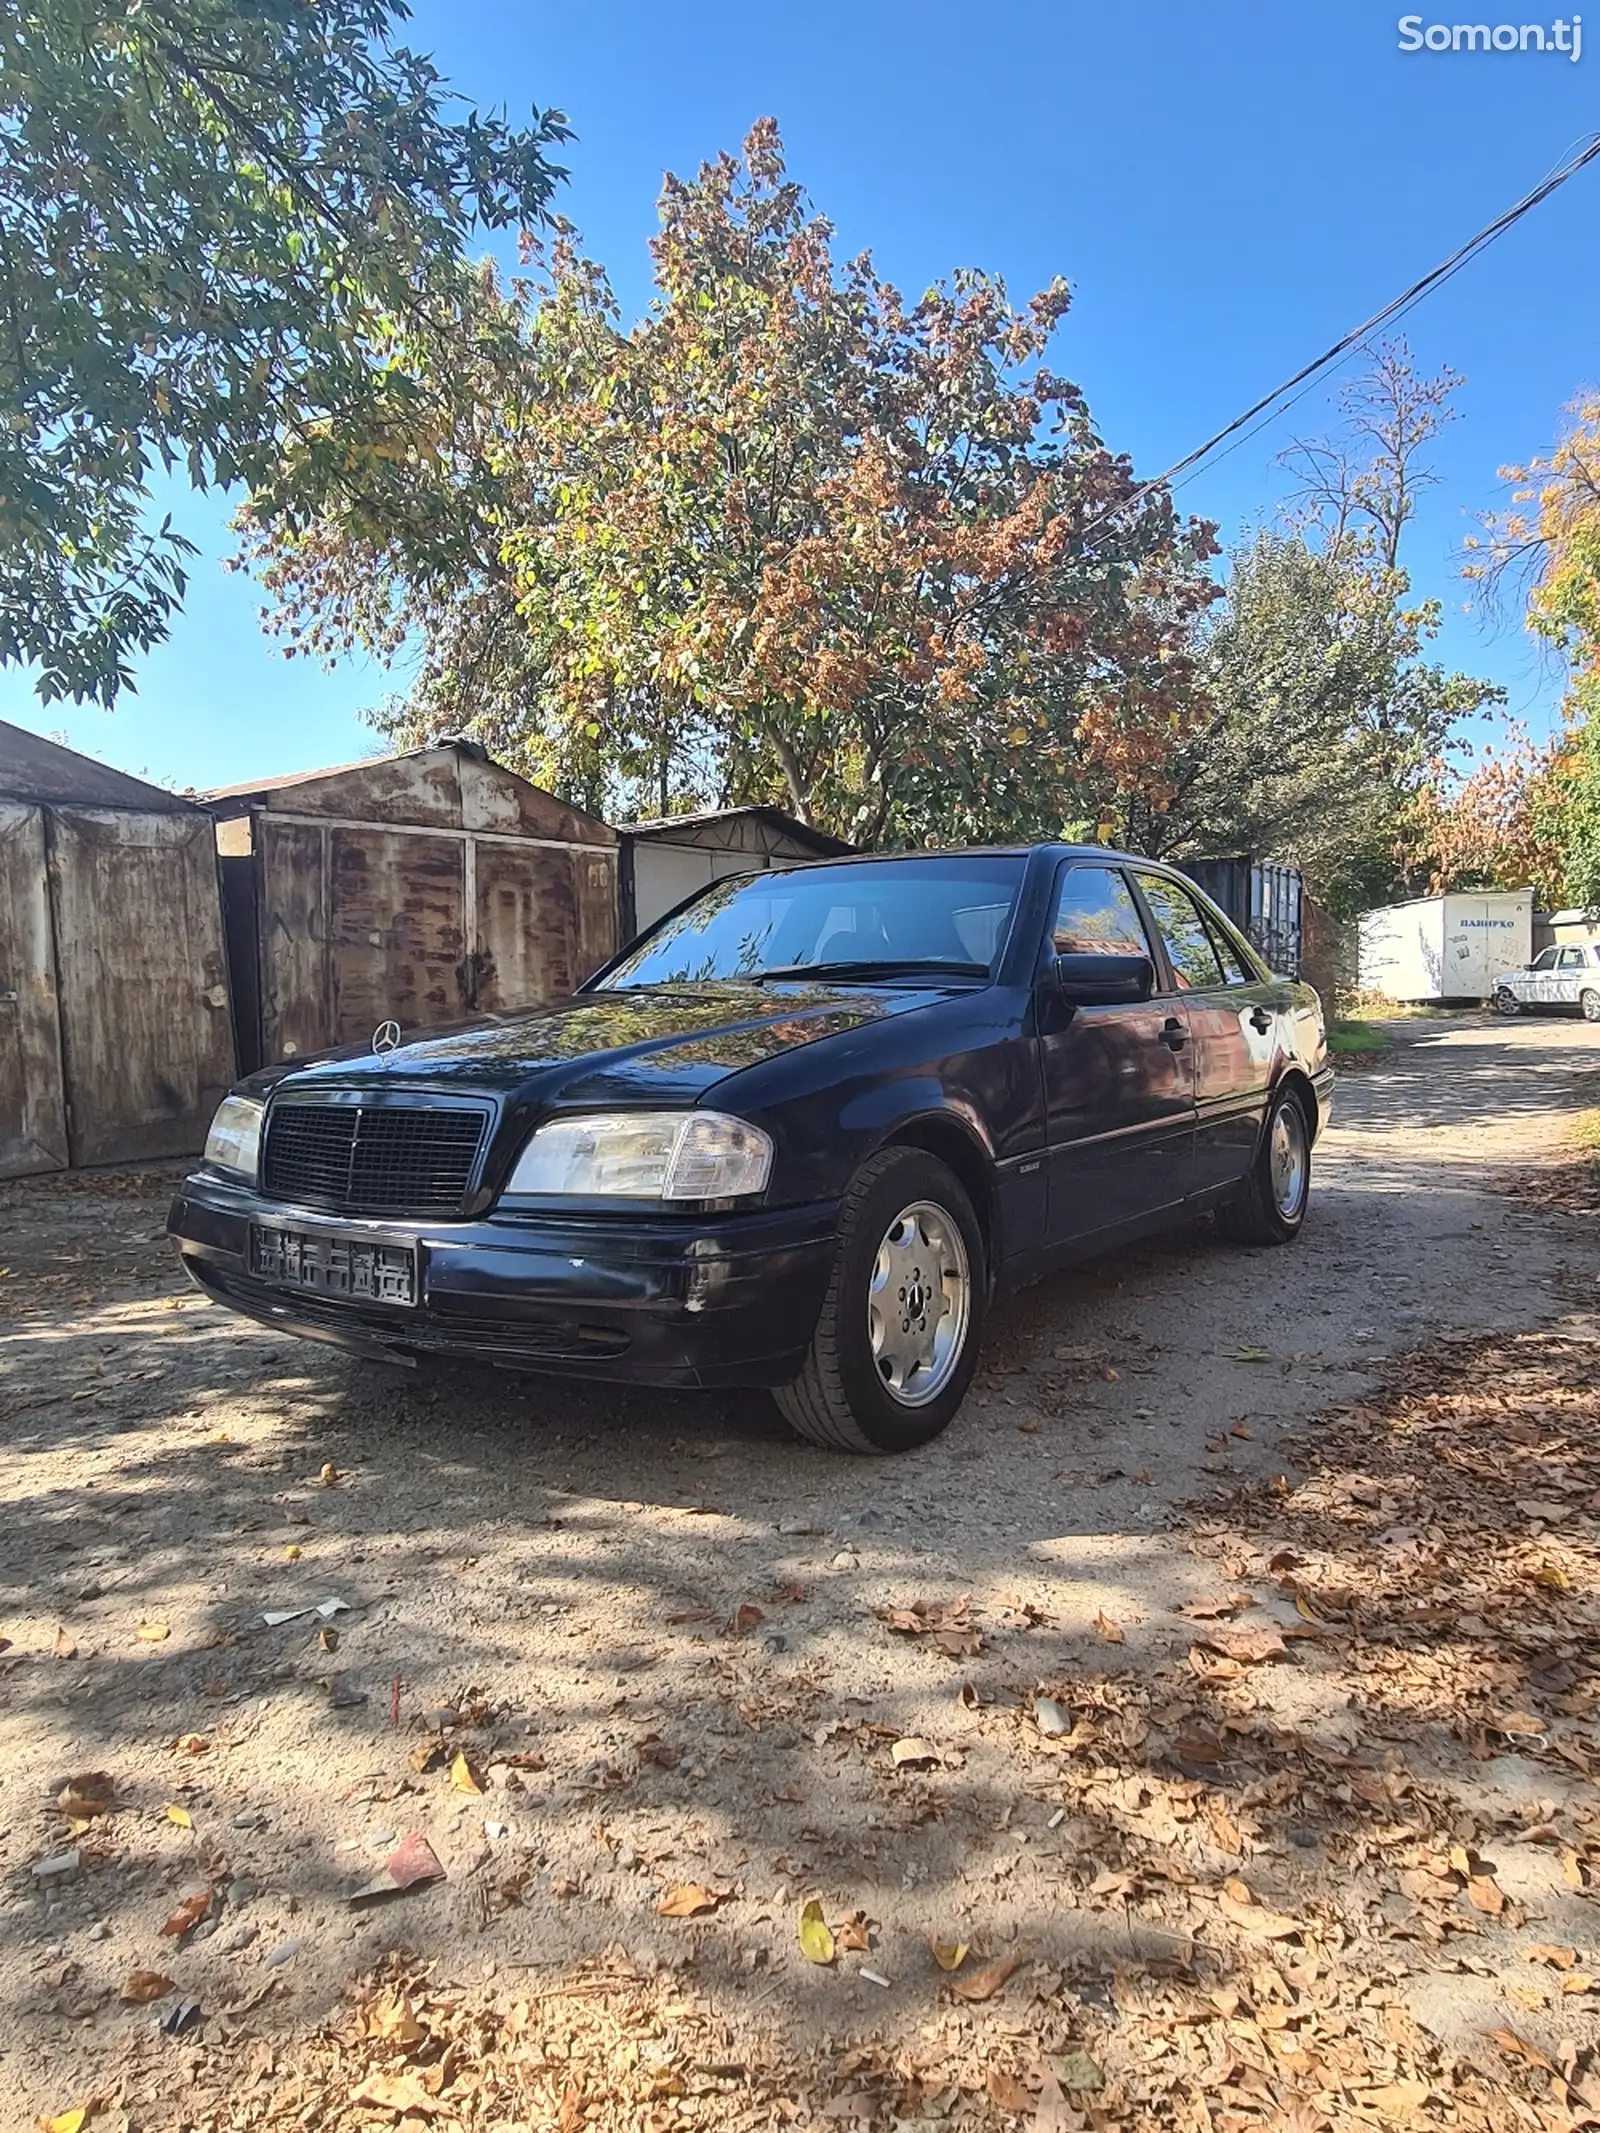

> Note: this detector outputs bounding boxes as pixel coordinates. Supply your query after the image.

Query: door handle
[1249,1007,1273,1034]
[1160,1017,1188,1051]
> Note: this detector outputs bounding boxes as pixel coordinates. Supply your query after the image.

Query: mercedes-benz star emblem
[372,1019,402,1056]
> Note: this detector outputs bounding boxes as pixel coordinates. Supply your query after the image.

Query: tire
[1582,989,1600,1024]
[1492,988,1522,1016]
[773,1147,986,1453]
[1215,1088,1312,1248]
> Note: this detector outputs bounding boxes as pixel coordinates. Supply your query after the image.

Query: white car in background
[1492,943,1600,1021]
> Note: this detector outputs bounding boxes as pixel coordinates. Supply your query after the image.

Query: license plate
[250,1225,417,1307]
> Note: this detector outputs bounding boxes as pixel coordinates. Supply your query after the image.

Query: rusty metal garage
[0,720,236,1177]
[206,740,618,1071]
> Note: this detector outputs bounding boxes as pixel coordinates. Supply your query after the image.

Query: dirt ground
[4,1015,1600,2132]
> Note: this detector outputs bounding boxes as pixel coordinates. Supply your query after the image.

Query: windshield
[598,855,1026,988]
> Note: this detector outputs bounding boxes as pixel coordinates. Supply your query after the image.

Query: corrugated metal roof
[201,737,483,803]
[616,805,854,855]
[0,719,196,811]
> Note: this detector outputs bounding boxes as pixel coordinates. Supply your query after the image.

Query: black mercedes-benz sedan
[168,846,1333,1453]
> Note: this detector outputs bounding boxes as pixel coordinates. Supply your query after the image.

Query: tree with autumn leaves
[244,121,1221,846]
[1434,400,1600,908]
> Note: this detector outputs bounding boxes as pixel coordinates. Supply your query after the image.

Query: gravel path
[3,1013,1599,2125]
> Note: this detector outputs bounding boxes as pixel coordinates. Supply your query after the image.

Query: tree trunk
[768,728,812,824]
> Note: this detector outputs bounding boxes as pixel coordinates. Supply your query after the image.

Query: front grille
[262,1099,490,1216]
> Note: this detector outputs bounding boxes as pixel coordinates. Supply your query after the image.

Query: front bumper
[1310,1062,1336,1140]
[167,1174,840,1389]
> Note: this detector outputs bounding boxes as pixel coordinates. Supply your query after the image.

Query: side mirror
[1050,952,1155,1005]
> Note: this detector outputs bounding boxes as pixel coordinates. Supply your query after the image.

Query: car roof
[734,842,1163,870]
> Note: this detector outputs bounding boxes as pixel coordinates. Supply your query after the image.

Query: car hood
[263,979,964,1108]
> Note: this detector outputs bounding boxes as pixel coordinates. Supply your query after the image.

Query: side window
[1560,947,1586,969]
[1531,947,1560,971]
[1050,866,1153,959]
[1136,874,1226,991]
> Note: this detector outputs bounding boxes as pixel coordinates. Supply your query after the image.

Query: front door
[49,807,236,1165]
[1523,946,1561,1006]
[1133,872,1282,1198]
[0,802,69,1178]
[1036,861,1195,1246]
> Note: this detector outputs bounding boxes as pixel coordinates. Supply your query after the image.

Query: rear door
[1133,871,1281,1198]
[1036,861,1195,1245]
[1555,946,1588,1006]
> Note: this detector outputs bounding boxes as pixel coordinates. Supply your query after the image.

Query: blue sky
[7,0,1598,790]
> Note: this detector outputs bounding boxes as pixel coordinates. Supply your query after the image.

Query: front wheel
[1582,989,1600,1024]
[1493,988,1522,1016]
[773,1147,986,1453]
[1215,1089,1311,1248]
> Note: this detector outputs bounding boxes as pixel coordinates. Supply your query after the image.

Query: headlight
[506,1110,773,1201]
[204,1095,264,1181]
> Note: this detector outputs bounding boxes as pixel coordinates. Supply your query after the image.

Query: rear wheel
[1215,1088,1311,1248]
[1582,989,1600,1024]
[774,1147,985,1453]
[1493,987,1522,1016]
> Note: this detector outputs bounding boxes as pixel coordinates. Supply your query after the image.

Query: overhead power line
[1097,131,1600,534]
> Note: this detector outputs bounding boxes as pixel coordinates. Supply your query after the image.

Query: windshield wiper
[747,959,991,984]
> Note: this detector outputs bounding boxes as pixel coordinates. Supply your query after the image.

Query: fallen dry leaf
[835,1911,872,1953]
[171,1734,209,1755]
[135,1622,169,1643]
[52,1626,77,1659]
[40,2111,93,2133]
[56,1774,115,1822]
[449,1750,484,1795]
[158,1888,213,1938]
[118,1971,174,2005]
[1216,1884,1303,1939]
[950,1952,1025,2002]
[1466,1872,1504,1916]
[879,1596,974,1637]
[1360,2079,1430,2119]
[164,1804,192,1829]
[1489,2028,1556,2071]
[1030,2073,1076,2132]
[799,1897,835,1965]
[656,1884,724,1918]
[1092,1610,1124,1644]
[890,1736,939,1768]
[1524,1943,1578,1968]
[349,2070,442,2118]
[729,1602,765,1635]
[987,2067,1033,2111]
[1052,2049,1103,2093]
[370,1994,427,2046]
[1201,1622,1289,1664]
[930,1938,968,1971]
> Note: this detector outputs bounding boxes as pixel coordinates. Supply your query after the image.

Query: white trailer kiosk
[1358,889,1534,1002]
